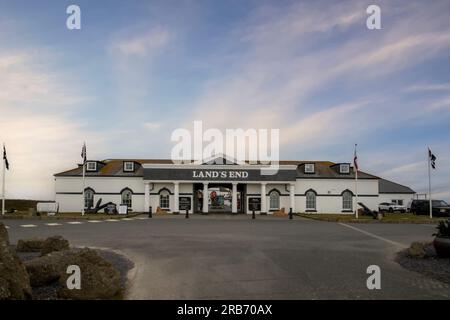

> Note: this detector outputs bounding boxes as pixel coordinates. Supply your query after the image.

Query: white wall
[55,176,145,212]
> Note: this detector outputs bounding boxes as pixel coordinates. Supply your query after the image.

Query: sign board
[179,197,191,211]
[248,197,261,211]
[118,204,128,215]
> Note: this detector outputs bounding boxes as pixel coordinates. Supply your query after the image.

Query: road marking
[122,218,135,221]
[45,223,62,226]
[88,220,102,223]
[67,221,83,225]
[20,224,37,228]
[339,223,407,248]
[136,217,148,220]
[5,226,10,229]
[105,219,119,222]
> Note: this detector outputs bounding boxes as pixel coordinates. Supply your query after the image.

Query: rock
[0,222,9,246]
[23,248,122,299]
[16,238,45,253]
[407,241,427,258]
[40,236,70,256]
[24,256,60,287]
[56,248,122,300]
[0,223,32,300]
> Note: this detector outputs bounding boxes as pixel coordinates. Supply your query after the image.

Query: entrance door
[192,183,246,214]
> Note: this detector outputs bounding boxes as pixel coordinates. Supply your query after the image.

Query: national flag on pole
[429,148,436,169]
[81,142,87,163]
[3,145,9,170]
[353,144,358,171]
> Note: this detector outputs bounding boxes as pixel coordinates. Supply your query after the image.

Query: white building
[54,157,415,214]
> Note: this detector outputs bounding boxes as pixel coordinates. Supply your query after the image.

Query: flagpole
[81,142,86,216]
[428,148,432,219]
[1,154,5,216]
[354,144,359,219]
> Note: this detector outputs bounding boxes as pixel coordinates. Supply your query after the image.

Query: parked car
[409,199,450,217]
[378,202,407,213]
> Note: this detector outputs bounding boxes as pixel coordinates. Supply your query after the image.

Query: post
[185,208,189,219]
[149,206,152,218]
[81,160,86,216]
[1,159,5,215]
[428,150,433,219]
[289,183,295,214]
[252,209,255,219]
[289,208,293,220]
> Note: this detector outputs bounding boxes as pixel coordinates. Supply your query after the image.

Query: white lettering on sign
[193,170,249,179]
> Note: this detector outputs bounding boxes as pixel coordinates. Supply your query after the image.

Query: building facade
[54,157,415,214]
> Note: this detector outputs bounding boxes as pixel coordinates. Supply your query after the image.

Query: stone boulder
[24,248,122,299]
[0,223,32,300]
[407,241,427,258]
[16,238,45,253]
[40,236,70,256]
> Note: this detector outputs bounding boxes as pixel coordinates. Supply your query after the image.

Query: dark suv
[409,199,450,216]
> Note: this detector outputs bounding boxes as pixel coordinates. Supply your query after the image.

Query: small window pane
[343,191,353,210]
[84,190,94,209]
[305,163,315,173]
[269,191,280,210]
[122,190,132,208]
[160,190,170,209]
[306,191,316,210]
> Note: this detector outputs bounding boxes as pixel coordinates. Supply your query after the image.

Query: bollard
[185,209,189,219]
[148,206,152,218]
[289,208,293,220]
[252,210,255,219]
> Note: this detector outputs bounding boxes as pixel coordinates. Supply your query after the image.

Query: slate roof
[378,178,415,194]
[54,159,378,180]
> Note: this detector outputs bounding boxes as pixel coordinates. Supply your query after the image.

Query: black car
[409,199,450,216]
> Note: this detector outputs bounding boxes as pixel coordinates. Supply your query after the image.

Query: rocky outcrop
[16,238,45,253]
[40,236,69,256]
[0,223,32,300]
[24,248,122,299]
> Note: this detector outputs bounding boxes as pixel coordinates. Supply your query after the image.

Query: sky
[0,0,450,201]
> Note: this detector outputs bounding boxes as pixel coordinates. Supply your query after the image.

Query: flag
[353,144,358,171]
[429,148,436,169]
[81,142,86,163]
[3,145,9,170]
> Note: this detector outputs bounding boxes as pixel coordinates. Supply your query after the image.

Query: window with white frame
[339,163,350,174]
[269,190,280,210]
[159,190,170,209]
[342,191,353,211]
[306,191,316,210]
[84,189,94,209]
[121,189,132,208]
[86,161,97,171]
[304,163,315,173]
[123,161,134,172]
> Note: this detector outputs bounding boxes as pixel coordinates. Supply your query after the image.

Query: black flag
[429,148,436,169]
[81,142,87,163]
[3,145,9,170]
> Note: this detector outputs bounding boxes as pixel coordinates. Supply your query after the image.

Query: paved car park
[3,215,449,299]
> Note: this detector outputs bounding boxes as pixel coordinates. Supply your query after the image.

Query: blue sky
[1,0,450,200]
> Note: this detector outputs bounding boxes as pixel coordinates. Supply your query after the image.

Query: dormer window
[86,161,97,172]
[123,161,135,172]
[339,163,350,174]
[304,163,315,173]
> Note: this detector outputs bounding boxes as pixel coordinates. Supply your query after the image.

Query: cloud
[143,122,163,130]
[405,83,450,92]
[111,26,171,57]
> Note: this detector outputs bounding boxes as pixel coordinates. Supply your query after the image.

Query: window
[121,189,132,208]
[123,161,134,172]
[306,191,316,210]
[342,191,353,211]
[86,161,97,171]
[269,191,280,210]
[339,164,350,174]
[84,189,94,209]
[392,199,404,206]
[304,163,315,173]
[159,190,170,209]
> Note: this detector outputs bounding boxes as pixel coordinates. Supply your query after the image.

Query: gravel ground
[395,244,450,285]
[12,246,135,300]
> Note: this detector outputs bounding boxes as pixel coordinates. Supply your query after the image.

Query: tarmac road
[3,215,449,299]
